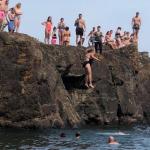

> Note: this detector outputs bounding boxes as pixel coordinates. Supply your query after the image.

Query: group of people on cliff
[88,12,141,50]
[0,1,141,50]
[0,0,22,33]
[41,12,141,51]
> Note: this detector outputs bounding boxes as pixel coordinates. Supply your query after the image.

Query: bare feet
[85,84,89,88]
[89,84,95,88]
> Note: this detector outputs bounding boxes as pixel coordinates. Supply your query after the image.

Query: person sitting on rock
[63,26,71,46]
[108,136,119,144]
[122,32,131,46]
[51,26,57,45]
[83,47,102,88]
[130,33,137,43]
[42,16,53,45]
[115,27,124,49]
[105,30,117,49]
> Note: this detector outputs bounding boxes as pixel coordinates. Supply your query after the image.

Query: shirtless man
[74,14,86,46]
[132,12,141,39]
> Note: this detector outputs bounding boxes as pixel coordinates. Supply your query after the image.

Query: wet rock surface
[0,32,150,128]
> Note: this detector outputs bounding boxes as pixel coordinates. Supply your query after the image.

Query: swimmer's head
[60,133,66,138]
[75,132,80,139]
[108,136,115,143]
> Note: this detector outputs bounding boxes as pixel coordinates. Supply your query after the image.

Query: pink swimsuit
[0,10,5,21]
[45,22,52,33]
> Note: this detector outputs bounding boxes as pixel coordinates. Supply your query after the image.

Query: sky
[9,0,150,52]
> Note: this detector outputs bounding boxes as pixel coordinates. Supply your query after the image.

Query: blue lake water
[0,126,150,150]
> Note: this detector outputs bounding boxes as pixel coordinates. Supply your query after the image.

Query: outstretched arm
[92,54,101,62]
[41,22,46,25]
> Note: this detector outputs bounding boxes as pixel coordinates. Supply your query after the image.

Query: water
[0,126,150,150]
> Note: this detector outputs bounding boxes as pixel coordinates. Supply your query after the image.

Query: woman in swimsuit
[14,3,22,32]
[57,18,66,45]
[83,48,101,88]
[42,16,53,45]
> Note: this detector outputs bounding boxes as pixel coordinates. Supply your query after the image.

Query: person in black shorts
[132,12,141,39]
[74,14,86,46]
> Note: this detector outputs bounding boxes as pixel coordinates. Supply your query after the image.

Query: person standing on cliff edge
[74,13,86,46]
[132,12,141,39]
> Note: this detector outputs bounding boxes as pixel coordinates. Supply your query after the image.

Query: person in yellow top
[63,26,71,46]
[14,3,22,32]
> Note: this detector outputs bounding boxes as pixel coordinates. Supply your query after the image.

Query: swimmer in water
[60,132,66,138]
[108,136,119,144]
[75,132,80,139]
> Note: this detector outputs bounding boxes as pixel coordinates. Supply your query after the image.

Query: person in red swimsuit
[42,16,53,45]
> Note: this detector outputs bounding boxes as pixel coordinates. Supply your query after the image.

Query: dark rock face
[0,32,150,128]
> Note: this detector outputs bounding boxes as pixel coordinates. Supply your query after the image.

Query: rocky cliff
[0,32,150,128]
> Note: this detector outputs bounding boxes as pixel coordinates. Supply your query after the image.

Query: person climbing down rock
[83,47,102,89]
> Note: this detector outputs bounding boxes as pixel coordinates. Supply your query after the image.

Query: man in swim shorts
[132,12,141,39]
[74,13,86,46]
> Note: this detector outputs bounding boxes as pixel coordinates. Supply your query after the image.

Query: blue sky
[9,0,150,52]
